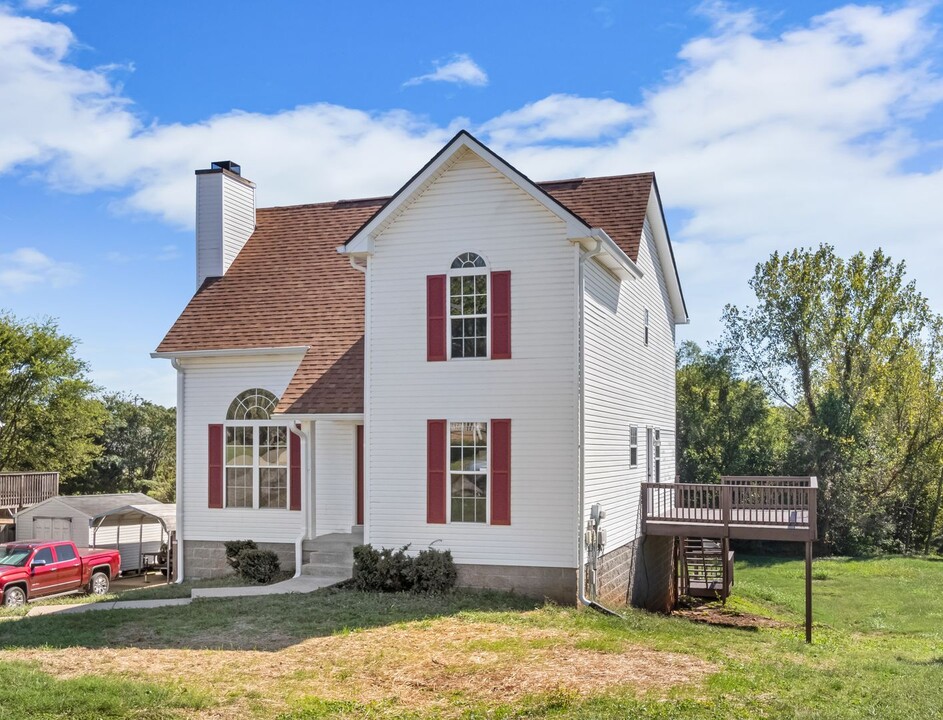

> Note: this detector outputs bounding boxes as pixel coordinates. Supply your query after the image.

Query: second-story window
[450,252,488,358]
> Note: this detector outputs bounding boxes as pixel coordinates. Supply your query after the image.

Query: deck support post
[805,540,813,644]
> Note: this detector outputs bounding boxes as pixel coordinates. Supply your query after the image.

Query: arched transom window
[227,388,278,420]
[449,252,488,359]
[224,388,288,509]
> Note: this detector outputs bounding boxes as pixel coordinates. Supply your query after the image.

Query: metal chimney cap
[210,160,241,176]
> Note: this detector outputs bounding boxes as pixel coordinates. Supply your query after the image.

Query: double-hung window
[449,421,488,523]
[629,426,638,467]
[224,388,289,509]
[449,252,488,359]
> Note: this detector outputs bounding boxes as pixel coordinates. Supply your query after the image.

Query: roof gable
[343,130,593,254]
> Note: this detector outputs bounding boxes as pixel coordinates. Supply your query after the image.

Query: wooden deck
[642,476,818,542]
[0,472,59,513]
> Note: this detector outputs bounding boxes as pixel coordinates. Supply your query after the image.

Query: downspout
[171,358,185,583]
[576,238,622,617]
[288,422,312,578]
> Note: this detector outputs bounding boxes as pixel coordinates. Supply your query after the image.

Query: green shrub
[408,547,458,594]
[223,540,258,572]
[352,543,456,594]
[353,544,411,592]
[236,548,280,584]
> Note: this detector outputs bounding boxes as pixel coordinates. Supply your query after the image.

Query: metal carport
[90,503,176,578]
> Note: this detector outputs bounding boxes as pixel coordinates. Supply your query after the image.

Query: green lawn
[0,555,941,719]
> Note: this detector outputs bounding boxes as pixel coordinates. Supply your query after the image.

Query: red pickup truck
[0,541,121,608]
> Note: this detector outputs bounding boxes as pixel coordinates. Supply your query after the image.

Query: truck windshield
[0,547,32,567]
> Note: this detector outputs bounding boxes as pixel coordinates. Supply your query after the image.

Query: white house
[154,132,687,608]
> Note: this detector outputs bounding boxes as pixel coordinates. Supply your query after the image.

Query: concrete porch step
[299,527,362,582]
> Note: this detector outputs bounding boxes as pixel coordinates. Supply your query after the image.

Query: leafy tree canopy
[0,312,105,479]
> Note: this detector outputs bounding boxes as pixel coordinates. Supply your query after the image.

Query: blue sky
[2,0,942,407]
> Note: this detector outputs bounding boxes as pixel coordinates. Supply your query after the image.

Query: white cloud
[404,53,488,87]
[1,6,943,346]
[19,1,78,14]
[482,94,640,146]
[0,247,79,292]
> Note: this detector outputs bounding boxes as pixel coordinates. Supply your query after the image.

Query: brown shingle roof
[156,173,654,415]
[542,173,653,262]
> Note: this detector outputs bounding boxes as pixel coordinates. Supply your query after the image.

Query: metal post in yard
[805,539,813,644]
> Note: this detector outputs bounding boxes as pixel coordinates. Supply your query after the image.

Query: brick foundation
[183,540,296,580]
[456,563,577,605]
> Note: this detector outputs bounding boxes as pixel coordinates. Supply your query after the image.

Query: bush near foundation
[353,544,456,594]
[236,548,281,584]
[223,540,258,573]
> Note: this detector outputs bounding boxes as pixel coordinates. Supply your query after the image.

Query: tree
[677,342,787,484]
[722,246,943,553]
[0,312,106,479]
[69,394,176,499]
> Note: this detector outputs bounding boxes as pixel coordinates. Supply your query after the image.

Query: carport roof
[17,493,159,519]
[90,503,176,533]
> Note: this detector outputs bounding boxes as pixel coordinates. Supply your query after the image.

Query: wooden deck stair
[680,538,734,601]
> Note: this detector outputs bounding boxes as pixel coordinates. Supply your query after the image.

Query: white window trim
[447,419,491,525]
[629,425,639,468]
[223,418,290,510]
[448,257,490,361]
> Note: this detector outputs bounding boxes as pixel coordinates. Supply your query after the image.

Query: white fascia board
[341,131,592,255]
[274,413,364,423]
[571,229,644,282]
[646,186,689,325]
[151,346,309,360]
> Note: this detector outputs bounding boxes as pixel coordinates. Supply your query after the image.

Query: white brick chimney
[195,160,256,289]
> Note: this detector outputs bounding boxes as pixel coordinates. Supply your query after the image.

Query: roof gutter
[576,239,622,618]
[151,346,309,360]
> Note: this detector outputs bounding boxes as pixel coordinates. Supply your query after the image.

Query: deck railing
[641,476,817,540]
[0,472,59,510]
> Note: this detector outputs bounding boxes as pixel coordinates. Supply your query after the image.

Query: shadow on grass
[0,587,540,652]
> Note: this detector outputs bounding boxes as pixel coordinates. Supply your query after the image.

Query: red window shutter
[491,419,511,525]
[491,270,511,360]
[289,430,302,511]
[427,419,447,523]
[208,424,223,509]
[427,274,447,362]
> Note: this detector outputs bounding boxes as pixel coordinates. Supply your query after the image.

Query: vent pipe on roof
[194,161,256,290]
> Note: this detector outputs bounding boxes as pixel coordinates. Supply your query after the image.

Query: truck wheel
[3,586,26,608]
[88,572,110,595]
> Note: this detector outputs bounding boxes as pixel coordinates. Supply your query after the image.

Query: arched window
[224,388,288,509]
[449,252,488,358]
[227,388,278,420]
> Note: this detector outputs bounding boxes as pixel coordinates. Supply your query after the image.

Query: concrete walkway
[191,573,343,598]
[24,573,343,616]
[26,598,192,616]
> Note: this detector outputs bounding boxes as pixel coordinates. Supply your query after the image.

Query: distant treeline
[678,246,943,556]
[0,312,175,501]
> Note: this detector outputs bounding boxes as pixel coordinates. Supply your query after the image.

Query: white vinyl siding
[582,214,677,554]
[195,171,255,288]
[314,421,357,536]
[177,353,304,543]
[365,149,579,568]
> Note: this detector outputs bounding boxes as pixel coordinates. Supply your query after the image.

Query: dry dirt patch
[4,617,715,717]
[675,606,788,630]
